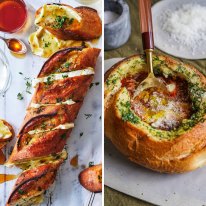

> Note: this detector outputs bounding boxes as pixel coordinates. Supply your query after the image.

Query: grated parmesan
[161,3,206,52]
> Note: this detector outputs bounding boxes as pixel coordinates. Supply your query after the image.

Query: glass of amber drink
[0,0,27,33]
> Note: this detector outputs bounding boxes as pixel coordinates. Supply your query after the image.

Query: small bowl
[104,0,131,50]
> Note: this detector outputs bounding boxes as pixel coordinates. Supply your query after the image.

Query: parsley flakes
[17,93,23,100]
[84,114,92,119]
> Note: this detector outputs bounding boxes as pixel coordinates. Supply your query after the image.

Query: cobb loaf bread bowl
[104,54,206,173]
[35,4,102,40]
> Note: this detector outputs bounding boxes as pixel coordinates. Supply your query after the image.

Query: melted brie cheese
[29,27,86,58]
[32,67,94,87]
[30,99,75,109]
[0,120,12,140]
[28,123,74,135]
[35,4,82,26]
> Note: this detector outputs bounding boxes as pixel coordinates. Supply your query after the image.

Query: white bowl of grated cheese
[152,0,206,59]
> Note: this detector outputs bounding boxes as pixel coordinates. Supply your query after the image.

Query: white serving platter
[0,0,102,205]
[105,58,206,206]
[152,0,206,60]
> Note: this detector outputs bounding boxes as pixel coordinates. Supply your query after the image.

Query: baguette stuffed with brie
[35,4,102,40]
[6,47,100,205]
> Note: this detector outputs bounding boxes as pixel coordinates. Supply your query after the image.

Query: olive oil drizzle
[0,174,17,184]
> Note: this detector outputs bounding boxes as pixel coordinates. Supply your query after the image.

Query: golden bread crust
[36,4,102,40]
[6,47,100,205]
[105,54,206,173]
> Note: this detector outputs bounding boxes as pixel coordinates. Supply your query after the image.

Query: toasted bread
[105,54,206,173]
[79,164,102,192]
[0,119,14,149]
[6,47,100,205]
[35,4,102,40]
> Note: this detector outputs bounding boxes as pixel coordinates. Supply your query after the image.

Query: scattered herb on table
[89,161,94,167]
[19,72,23,75]
[90,82,100,89]
[80,132,83,137]
[25,80,32,94]
[84,114,92,119]
[17,93,24,100]
[90,83,94,89]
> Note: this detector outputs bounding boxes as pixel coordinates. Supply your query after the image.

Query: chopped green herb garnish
[90,82,100,89]
[120,101,139,124]
[56,98,62,103]
[19,72,23,75]
[61,133,67,139]
[89,161,94,167]
[53,16,68,29]
[44,42,51,48]
[62,74,68,78]
[18,189,25,195]
[90,83,94,89]
[26,80,32,94]
[17,93,23,100]
[84,114,92,119]
[45,76,53,85]
[68,18,74,25]
[64,62,71,68]
[41,122,47,130]
[80,132,83,137]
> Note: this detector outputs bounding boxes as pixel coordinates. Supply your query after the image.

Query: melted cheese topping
[0,120,12,140]
[30,99,75,109]
[28,123,74,135]
[32,67,94,87]
[29,27,85,58]
[35,4,82,26]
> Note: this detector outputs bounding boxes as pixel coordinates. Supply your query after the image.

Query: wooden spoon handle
[138,0,154,50]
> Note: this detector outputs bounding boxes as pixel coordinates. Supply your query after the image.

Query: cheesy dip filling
[105,55,206,139]
[122,73,192,131]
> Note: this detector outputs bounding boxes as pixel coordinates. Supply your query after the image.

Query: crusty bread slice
[7,150,67,206]
[0,119,14,149]
[79,164,102,192]
[35,4,102,40]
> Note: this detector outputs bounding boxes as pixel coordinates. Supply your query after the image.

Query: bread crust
[36,4,102,40]
[105,54,206,173]
[0,119,14,149]
[79,164,102,192]
[6,47,100,205]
